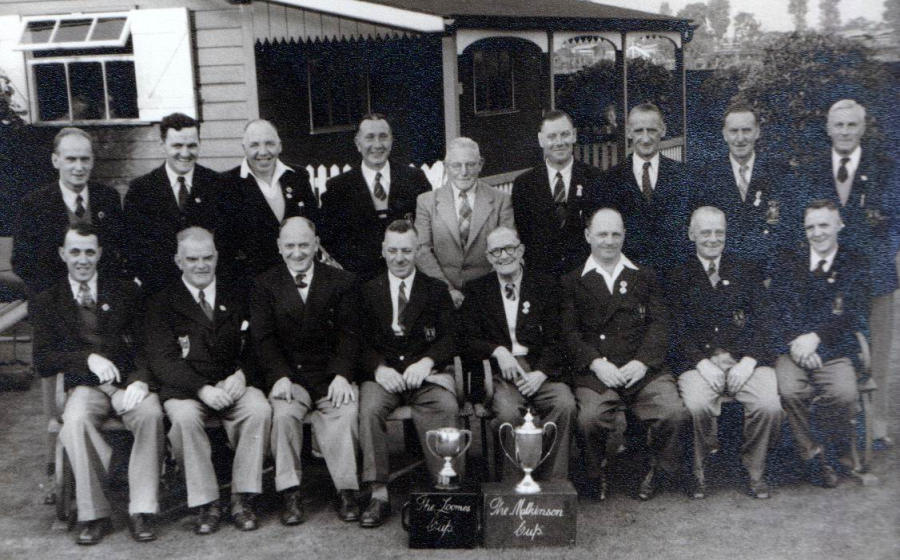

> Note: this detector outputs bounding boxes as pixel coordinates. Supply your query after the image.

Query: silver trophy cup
[499,410,557,494]
[425,427,472,490]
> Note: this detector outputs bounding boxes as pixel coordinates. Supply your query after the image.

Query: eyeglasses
[487,245,521,258]
[446,161,481,171]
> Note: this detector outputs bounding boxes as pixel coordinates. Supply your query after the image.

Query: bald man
[250,217,362,525]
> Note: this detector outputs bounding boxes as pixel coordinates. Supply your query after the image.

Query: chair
[850,331,877,483]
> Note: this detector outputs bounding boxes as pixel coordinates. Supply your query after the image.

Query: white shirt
[362,161,391,199]
[451,184,476,220]
[729,152,755,189]
[697,254,722,275]
[182,277,217,309]
[832,146,861,183]
[59,181,89,215]
[165,162,195,201]
[810,247,838,273]
[288,262,314,303]
[388,269,415,335]
[497,271,528,356]
[632,153,660,191]
[68,274,97,303]
[582,253,639,294]
[240,158,292,222]
[545,158,574,200]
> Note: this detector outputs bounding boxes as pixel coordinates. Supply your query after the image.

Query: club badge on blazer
[178,335,190,358]
[424,326,437,342]
[832,294,844,316]
[732,309,747,328]
[765,199,780,224]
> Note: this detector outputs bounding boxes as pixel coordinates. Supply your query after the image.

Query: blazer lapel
[436,186,463,248]
[401,275,428,331]
[579,270,614,315]
[465,183,494,251]
[172,283,214,328]
[353,167,379,216]
[372,275,394,333]
[56,280,84,335]
[213,288,239,332]
[302,265,331,327]
[276,266,306,323]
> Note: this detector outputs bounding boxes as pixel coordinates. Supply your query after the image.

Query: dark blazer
[12,182,125,295]
[668,256,769,374]
[798,148,897,296]
[124,164,224,296]
[250,262,359,399]
[218,164,319,285]
[560,261,669,396]
[599,155,693,274]
[512,161,604,276]
[769,247,869,364]
[31,276,148,391]
[321,161,431,282]
[461,270,567,379]
[145,279,253,402]
[694,153,796,273]
[358,272,456,380]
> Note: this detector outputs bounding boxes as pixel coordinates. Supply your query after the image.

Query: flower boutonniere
[619,280,628,294]
[100,303,110,312]
[522,301,531,315]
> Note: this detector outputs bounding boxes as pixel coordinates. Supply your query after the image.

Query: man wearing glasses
[461,226,575,482]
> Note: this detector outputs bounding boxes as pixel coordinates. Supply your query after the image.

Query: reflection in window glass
[90,18,126,41]
[23,20,55,44]
[54,19,92,43]
[474,49,514,113]
[106,61,138,118]
[34,63,68,121]
[69,62,105,120]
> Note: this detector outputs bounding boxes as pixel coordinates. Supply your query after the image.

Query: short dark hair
[53,127,93,153]
[62,223,100,247]
[723,101,758,124]
[628,102,664,124]
[805,199,839,215]
[540,109,574,130]
[385,218,417,237]
[357,113,391,134]
[160,112,200,141]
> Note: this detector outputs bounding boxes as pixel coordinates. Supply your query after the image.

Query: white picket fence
[303,161,447,204]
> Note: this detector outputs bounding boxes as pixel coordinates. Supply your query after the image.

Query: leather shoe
[76,518,111,545]
[748,478,770,499]
[689,474,706,500]
[359,498,390,528]
[637,467,656,501]
[337,490,360,522]
[194,502,222,535]
[820,464,839,488]
[233,494,259,531]
[281,490,305,526]
[128,513,157,542]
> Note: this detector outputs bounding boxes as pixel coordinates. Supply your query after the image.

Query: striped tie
[458,191,472,244]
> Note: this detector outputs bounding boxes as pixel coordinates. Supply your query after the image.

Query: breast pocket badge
[765,199,780,225]
[732,309,747,328]
[424,326,437,342]
[832,294,844,316]
[178,335,190,358]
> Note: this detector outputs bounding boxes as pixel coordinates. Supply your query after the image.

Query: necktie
[707,260,720,287]
[294,272,308,302]
[504,283,516,301]
[78,281,95,309]
[458,191,472,244]
[813,259,827,277]
[177,175,189,211]
[75,194,86,219]
[397,280,408,332]
[737,164,749,202]
[373,172,386,201]
[553,171,567,226]
[836,157,850,183]
[641,161,652,202]
[198,289,214,322]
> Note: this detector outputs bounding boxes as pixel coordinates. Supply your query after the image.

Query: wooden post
[441,35,460,149]
[676,43,687,162]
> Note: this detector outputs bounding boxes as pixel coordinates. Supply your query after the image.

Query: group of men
[12,97,895,546]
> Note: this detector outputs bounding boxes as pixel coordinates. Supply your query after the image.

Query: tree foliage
[884,0,900,30]
[659,2,672,16]
[733,12,762,43]
[707,0,731,41]
[788,0,809,32]
[819,0,841,32]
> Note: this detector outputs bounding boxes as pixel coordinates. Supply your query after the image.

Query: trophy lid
[516,409,543,434]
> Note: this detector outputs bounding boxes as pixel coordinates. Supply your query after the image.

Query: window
[19,14,130,49]
[307,57,370,133]
[473,48,515,114]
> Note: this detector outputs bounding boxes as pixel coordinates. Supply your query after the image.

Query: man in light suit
[250,217,361,525]
[124,113,223,296]
[512,110,604,276]
[415,137,514,308]
[32,224,163,545]
[146,227,271,534]
[321,114,432,282]
[13,127,125,296]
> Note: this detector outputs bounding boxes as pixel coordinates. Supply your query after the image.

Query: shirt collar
[59,180,88,212]
[832,146,861,176]
[810,247,838,272]
[68,274,97,301]
[181,277,217,306]
[240,158,292,187]
[582,253,638,278]
[388,269,414,291]
[633,152,660,173]
[451,183,476,202]
[696,253,722,273]
[545,158,574,185]
[361,161,390,190]
[165,162,195,188]
[497,268,523,292]
[729,151,755,175]
[287,262,314,284]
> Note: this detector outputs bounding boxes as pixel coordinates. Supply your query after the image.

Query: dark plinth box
[402,481,480,549]
[481,480,577,548]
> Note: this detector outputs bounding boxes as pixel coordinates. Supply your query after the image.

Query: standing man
[320,114,431,282]
[357,220,460,528]
[512,110,603,276]
[32,224,163,545]
[670,207,783,500]
[600,103,692,272]
[415,137,514,308]
[124,113,223,296]
[146,227,271,534]
[250,217,361,525]
[13,127,124,296]
[462,226,575,481]
[771,200,868,487]
[220,120,323,288]
[562,208,688,501]
[695,104,794,275]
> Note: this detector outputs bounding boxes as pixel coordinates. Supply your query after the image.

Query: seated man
[770,200,868,487]
[32,224,163,545]
[357,219,460,528]
[562,208,688,501]
[461,226,575,481]
[250,217,361,525]
[670,206,784,499]
[146,227,271,534]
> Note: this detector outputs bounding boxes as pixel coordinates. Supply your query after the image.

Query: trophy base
[482,480,577,548]
[514,478,542,494]
[402,481,480,549]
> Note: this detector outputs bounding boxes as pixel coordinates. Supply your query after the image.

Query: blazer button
[399,356,405,361]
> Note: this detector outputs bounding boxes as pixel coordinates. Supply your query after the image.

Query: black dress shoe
[281,490,305,526]
[76,518,111,545]
[638,467,656,501]
[128,513,157,542]
[586,470,609,501]
[233,494,259,531]
[194,502,222,535]
[337,490,360,522]
[359,498,390,528]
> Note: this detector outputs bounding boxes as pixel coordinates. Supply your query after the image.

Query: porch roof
[374,0,681,21]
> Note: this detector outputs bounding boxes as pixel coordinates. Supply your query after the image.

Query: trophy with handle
[498,409,557,494]
[425,427,472,490]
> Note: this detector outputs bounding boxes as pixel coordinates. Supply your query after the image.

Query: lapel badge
[832,293,844,315]
[721,279,730,286]
[827,270,837,284]
[97,210,105,220]
[424,326,437,342]
[100,303,110,312]
[576,184,583,198]
[860,193,867,209]
[240,320,249,332]
[218,304,226,312]
[619,280,628,294]
[765,199,780,225]
[637,303,646,320]
[860,174,867,182]
[194,197,202,204]
[286,186,293,194]
[732,309,747,328]
[298,201,304,208]
[178,335,190,359]
[522,301,531,315]
[753,190,762,207]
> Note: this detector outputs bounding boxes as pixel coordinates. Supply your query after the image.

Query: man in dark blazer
[771,200,869,488]
[32,224,163,545]
[799,99,897,445]
[462,226,575,481]
[670,207,783,500]
[320,114,431,282]
[599,103,693,274]
[219,119,324,289]
[250,217,361,526]
[695,104,795,276]
[562,208,688,501]
[13,127,124,296]
[512,110,603,277]
[357,219,460,528]
[146,227,271,534]
[124,113,223,296]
